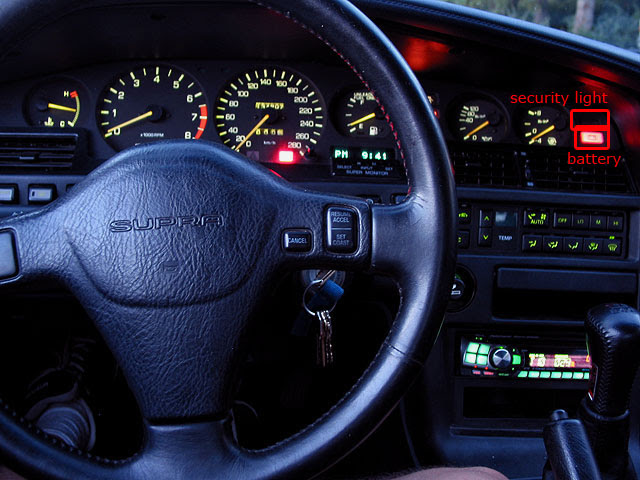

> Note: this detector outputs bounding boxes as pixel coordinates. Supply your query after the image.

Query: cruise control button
[0,232,17,279]
[563,237,583,254]
[478,228,492,247]
[326,207,356,253]
[543,236,562,253]
[524,210,549,227]
[584,238,603,255]
[604,238,621,256]
[608,215,623,231]
[283,230,312,252]
[522,235,542,252]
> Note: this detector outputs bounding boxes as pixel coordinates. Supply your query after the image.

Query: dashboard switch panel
[325,207,357,253]
[458,202,628,259]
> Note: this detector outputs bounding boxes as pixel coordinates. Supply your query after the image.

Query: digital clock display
[331,146,399,178]
[528,353,591,370]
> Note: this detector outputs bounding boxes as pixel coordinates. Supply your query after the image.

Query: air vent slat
[0,131,79,171]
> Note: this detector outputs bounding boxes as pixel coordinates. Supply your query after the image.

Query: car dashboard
[0,1,640,479]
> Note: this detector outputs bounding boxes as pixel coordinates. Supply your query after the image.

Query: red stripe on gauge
[195,104,208,139]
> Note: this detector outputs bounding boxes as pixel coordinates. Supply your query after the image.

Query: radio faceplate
[459,334,591,381]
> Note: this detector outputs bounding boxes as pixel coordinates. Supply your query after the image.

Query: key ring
[302,275,339,316]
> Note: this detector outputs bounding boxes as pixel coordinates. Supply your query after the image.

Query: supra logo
[109,215,224,233]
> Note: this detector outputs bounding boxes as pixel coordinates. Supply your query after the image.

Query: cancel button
[283,229,312,252]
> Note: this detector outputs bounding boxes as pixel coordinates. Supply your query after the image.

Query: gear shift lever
[579,303,640,479]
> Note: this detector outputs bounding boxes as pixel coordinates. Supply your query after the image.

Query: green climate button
[467,342,480,353]
[512,354,522,365]
[478,344,490,355]
[464,353,477,364]
[540,371,551,379]
[476,355,488,366]
[529,371,540,378]
[551,372,562,379]
[562,372,573,379]
[585,372,590,380]
[517,371,528,378]
[573,372,584,380]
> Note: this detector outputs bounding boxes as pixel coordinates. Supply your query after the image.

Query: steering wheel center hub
[62,141,277,306]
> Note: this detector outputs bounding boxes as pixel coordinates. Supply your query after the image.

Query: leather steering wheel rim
[0,0,456,478]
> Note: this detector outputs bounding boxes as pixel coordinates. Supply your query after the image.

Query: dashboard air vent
[524,151,632,194]
[450,147,519,187]
[0,130,79,171]
[449,145,635,194]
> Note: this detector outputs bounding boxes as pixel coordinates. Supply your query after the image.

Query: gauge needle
[47,103,77,113]
[105,110,154,136]
[463,120,490,140]
[233,114,270,152]
[347,112,376,127]
[528,125,555,144]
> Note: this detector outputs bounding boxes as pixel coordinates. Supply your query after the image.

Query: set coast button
[326,207,357,253]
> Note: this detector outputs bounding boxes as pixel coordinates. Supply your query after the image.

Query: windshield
[441,0,640,51]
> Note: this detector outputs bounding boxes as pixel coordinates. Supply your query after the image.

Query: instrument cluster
[10,60,619,182]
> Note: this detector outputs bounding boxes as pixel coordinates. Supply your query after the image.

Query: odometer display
[97,65,208,151]
[215,68,325,163]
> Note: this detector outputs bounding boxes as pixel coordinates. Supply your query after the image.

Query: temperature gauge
[25,78,84,128]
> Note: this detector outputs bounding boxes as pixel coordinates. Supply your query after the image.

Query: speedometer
[215,67,325,164]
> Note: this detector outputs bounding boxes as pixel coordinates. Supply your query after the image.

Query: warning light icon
[570,109,610,150]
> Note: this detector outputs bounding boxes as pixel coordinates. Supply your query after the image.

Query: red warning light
[580,131,605,145]
[278,150,295,163]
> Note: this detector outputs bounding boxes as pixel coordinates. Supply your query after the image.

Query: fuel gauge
[334,89,389,138]
[25,79,84,128]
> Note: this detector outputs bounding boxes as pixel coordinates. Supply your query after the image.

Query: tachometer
[97,65,208,151]
[215,67,325,164]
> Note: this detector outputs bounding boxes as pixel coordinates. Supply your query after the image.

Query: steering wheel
[0,0,456,478]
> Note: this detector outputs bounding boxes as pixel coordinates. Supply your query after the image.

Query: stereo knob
[491,348,512,369]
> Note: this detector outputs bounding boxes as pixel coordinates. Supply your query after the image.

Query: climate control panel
[456,202,626,258]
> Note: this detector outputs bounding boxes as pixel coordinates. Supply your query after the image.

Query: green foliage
[440,0,640,50]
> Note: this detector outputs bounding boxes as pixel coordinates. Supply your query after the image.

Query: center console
[403,185,640,478]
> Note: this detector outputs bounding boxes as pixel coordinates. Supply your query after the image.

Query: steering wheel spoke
[0,207,69,286]
[274,185,372,272]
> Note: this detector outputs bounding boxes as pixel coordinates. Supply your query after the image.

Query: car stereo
[459,334,591,381]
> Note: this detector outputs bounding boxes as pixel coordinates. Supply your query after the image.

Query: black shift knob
[585,303,640,417]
